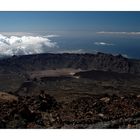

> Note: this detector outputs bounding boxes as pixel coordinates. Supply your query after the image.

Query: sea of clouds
[0,33,58,56]
[0,32,125,57]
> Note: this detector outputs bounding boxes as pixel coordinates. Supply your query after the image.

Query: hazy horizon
[0,12,140,58]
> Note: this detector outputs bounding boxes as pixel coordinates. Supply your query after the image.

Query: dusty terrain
[28,68,82,78]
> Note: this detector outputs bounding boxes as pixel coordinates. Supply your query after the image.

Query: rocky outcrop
[0,92,18,103]
[0,91,58,128]
[0,52,140,75]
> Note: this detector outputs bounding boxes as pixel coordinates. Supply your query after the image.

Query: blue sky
[0,12,140,58]
[0,12,140,32]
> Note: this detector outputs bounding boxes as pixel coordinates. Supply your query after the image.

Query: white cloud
[97,31,140,35]
[56,49,100,54]
[122,54,129,58]
[45,35,60,38]
[94,42,114,46]
[57,49,84,54]
[0,32,33,36]
[0,34,58,56]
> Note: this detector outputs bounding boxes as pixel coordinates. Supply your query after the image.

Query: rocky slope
[1,91,140,128]
[0,52,140,128]
[0,52,140,74]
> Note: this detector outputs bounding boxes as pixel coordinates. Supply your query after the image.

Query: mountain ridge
[0,52,140,75]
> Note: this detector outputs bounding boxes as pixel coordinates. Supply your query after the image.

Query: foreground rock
[0,91,140,128]
[0,91,58,128]
[0,92,18,103]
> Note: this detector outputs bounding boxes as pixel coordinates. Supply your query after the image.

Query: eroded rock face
[0,52,139,75]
